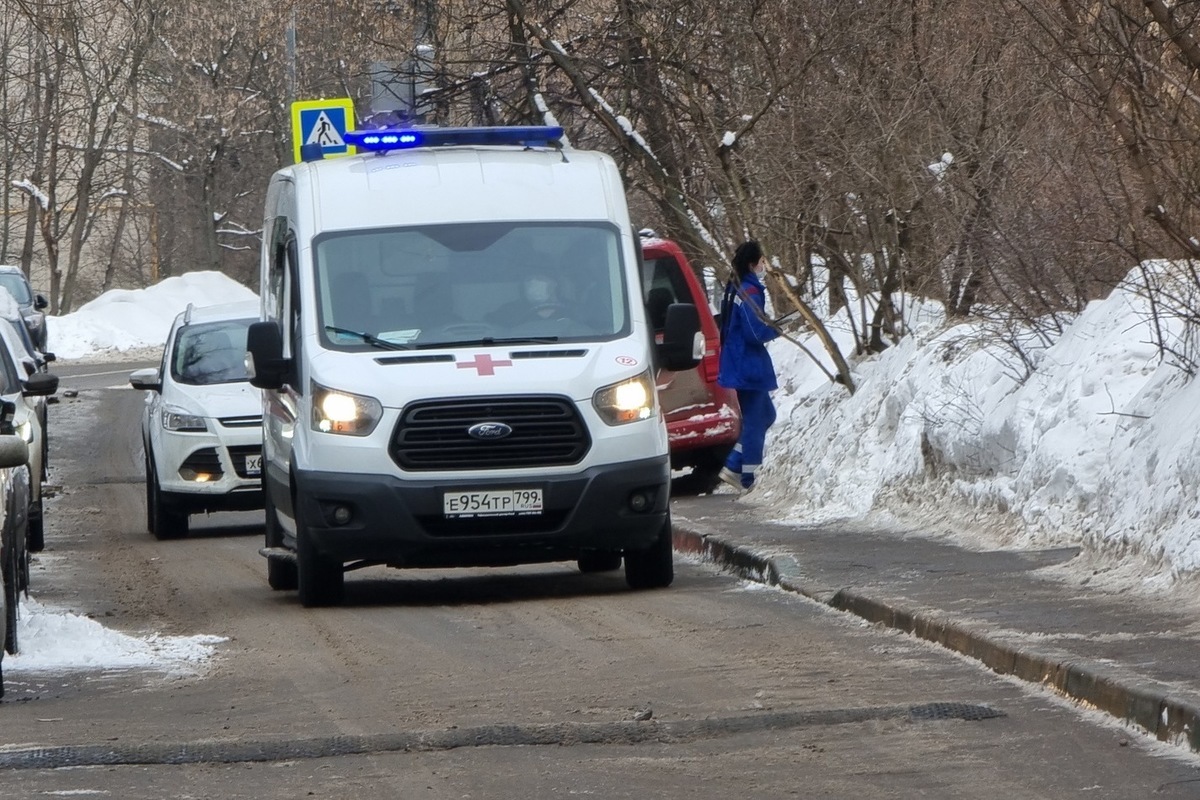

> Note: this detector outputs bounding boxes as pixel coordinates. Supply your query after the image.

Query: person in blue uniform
[717,240,780,494]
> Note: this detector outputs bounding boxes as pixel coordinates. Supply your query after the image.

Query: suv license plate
[444,489,543,518]
[244,455,262,476]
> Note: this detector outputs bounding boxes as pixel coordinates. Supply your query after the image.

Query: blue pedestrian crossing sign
[291,98,357,163]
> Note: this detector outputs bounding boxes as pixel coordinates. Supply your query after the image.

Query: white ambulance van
[247,125,702,606]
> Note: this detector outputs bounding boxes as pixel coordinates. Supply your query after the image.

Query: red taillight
[701,345,720,383]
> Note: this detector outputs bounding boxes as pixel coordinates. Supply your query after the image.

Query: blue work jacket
[717,273,779,391]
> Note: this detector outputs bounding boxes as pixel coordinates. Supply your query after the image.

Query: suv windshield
[313,221,628,350]
[0,273,32,305]
[171,318,254,385]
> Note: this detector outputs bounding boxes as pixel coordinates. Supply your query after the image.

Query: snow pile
[47,271,255,359]
[8,598,227,675]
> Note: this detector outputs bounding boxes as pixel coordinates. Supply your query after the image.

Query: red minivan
[640,233,741,494]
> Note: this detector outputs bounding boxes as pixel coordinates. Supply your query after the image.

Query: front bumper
[287,455,670,568]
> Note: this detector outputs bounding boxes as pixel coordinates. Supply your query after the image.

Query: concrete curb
[672,524,1200,753]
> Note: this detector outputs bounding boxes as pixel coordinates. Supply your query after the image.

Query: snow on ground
[17,262,1200,674]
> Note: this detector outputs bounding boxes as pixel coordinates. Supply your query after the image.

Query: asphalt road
[1,361,1197,798]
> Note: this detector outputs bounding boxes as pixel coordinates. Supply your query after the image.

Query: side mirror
[0,434,29,468]
[657,303,702,372]
[41,351,55,364]
[23,371,58,397]
[246,321,288,390]
[33,294,48,311]
[129,367,162,393]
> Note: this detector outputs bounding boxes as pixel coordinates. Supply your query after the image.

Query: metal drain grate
[907,702,1006,722]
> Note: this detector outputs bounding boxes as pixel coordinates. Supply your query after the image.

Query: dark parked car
[0,398,32,697]
[640,233,741,494]
[0,265,48,353]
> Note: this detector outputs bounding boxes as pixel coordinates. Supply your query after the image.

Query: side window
[643,257,690,331]
[266,216,288,322]
[285,235,302,389]
[0,339,22,396]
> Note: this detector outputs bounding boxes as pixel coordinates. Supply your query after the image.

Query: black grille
[180,448,222,478]
[228,445,263,478]
[392,396,590,471]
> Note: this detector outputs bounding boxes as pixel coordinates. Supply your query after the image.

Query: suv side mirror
[246,321,289,390]
[129,367,162,393]
[657,303,702,372]
[0,433,29,468]
[22,371,58,397]
[33,294,48,311]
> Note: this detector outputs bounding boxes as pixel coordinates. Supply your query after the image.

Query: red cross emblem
[456,353,513,376]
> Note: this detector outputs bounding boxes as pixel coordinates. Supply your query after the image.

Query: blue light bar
[343,125,564,153]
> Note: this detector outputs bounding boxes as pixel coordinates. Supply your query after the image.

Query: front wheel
[3,538,19,655]
[624,515,674,590]
[297,521,343,607]
[27,495,44,553]
[147,454,188,540]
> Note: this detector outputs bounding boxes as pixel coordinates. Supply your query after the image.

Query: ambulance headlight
[311,382,382,436]
[593,370,657,426]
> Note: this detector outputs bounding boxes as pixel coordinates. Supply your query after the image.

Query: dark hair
[732,240,763,278]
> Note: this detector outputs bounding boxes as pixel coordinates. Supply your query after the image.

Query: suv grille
[391,396,590,471]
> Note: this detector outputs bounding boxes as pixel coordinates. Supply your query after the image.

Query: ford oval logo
[468,422,513,440]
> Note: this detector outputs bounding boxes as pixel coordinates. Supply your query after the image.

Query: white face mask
[524,277,554,303]
[753,259,767,276]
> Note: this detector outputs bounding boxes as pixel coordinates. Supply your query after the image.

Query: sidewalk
[670,493,1200,754]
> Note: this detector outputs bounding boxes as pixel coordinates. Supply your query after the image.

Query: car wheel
[3,538,19,655]
[148,455,188,540]
[577,552,622,573]
[27,496,44,553]
[297,519,343,607]
[624,514,675,590]
[670,446,732,497]
[265,491,297,591]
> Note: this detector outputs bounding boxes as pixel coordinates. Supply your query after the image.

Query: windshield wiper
[325,325,413,351]
[416,336,560,349]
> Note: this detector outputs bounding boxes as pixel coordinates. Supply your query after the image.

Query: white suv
[129,300,263,539]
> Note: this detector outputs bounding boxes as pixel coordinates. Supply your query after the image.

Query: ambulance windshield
[313,222,629,350]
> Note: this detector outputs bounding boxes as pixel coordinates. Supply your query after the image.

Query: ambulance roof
[284,145,625,233]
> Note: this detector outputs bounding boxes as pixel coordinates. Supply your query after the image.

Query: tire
[3,537,19,655]
[578,552,622,573]
[624,514,675,590]
[27,496,44,553]
[148,455,188,540]
[297,520,343,607]
[670,447,732,497]
[265,491,297,591]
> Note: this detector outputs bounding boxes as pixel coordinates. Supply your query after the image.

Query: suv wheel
[624,515,674,590]
[265,491,297,591]
[297,520,343,607]
[3,538,19,655]
[670,446,732,496]
[27,497,44,553]
[147,454,188,540]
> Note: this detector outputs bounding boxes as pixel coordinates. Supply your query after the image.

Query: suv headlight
[311,382,382,436]
[162,406,208,432]
[15,419,33,443]
[593,370,657,425]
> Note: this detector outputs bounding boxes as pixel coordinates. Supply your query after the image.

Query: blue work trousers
[726,389,777,477]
